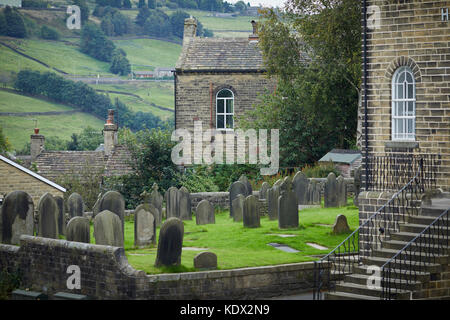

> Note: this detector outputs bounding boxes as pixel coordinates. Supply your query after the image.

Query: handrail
[313,162,425,300]
[381,206,449,300]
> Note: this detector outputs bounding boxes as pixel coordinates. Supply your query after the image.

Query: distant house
[319,149,362,178]
[133,71,154,79]
[154,67,173,78]
[0,154,65,206]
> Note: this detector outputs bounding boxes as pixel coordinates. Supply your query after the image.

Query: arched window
[392,66,416,141]
[216,89,234,130]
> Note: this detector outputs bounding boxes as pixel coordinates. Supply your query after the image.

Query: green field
[0,42,50,74]
[86,201,359,274]
[0,90,72,113]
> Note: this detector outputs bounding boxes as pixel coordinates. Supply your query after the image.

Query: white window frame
[216,89,234,130]
[392,66,416,141]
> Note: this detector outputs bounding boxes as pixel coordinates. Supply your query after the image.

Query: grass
[0,90,72,113]
[87,199,359,275]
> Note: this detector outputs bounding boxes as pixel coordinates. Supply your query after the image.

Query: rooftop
[319,149,362,164]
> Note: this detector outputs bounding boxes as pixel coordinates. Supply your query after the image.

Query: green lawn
[0,90,72,113]
[87,200,359,275]
[0,42,50,75]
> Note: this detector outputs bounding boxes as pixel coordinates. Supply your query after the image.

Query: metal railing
[381,207,449,300]
[313,162,425,300]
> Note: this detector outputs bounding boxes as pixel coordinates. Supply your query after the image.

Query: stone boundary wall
[190,192,230,210]
[0,235,326,300]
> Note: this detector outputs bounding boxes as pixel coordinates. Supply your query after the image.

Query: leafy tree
[100,15,115,36]
[148,0,156,9]
[73,0,89,23]
[169,10,189,38]
[80,23,116,62]
[109,50,131,76]
[234,1,247,12]
[138,0,146,8]
[4,6,27,38]
[40,25,60,40]
[123,0,132,8]
[110,0,122,8]
[0,125,11,155]
[143,9,171,37]
[0,12,7,36]
[135,6,151,26]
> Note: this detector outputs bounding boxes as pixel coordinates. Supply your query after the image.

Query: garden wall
[0,235,326,300]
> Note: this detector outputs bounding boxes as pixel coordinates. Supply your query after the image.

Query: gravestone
[194,252,217,270]
[238,174,252,195]
[332,214,351,234]
[54,196,65,236]
[92,193,102,216]
[273,179,283,187]
[165,186,179,219]
[155,217,184,267]
[267,185,280,220]
[324,172,339,208]
[66,216,90,243]
[150,183,163,226]
[259,182,270,200]
[134,204,156,247]
[232,194,245,222]
[243,195,260,228]
[93,210,124,247]
[278,190,299,229]
[293,172,309,205]
[0,191,34,245]
[196,200,215,225]
[38,193,59,239]
[279,176,292,195]
[178,187,192,220]
[337,175,347,207]
[68,193,84,218]
[98,191,125,234]
[310,180,321,205]
[229,181,247,218]
[353,166,362,206]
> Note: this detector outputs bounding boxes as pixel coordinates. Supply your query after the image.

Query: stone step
[334,282,411,299]
[399,223,450,235]
[372,248,449,264]
[407,215,445,225]
[343,273,423,291]
[420,204,450,217]
[324,291,380,300]
[352,265,431,282]
[382,239,449,254]
[391,231,449,245]
[363,256,443,273]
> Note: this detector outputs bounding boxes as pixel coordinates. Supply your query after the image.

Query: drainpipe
[363,0,369,191]
[210,82,213,129]
[174,71,177,129]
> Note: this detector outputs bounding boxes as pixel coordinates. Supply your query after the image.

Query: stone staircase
[325,193,450,300]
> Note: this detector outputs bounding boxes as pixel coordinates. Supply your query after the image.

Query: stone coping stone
[11,289,48,300]
[53,292,89,300]
[267,243,300,253]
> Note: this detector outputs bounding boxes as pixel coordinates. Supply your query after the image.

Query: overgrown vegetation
[0,269,21,300]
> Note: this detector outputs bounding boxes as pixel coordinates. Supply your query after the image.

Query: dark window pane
[218,89,233,98]
[217,115,224,128]
[226,115,233,129]
[217,99,224,113]
[226,99,233,113]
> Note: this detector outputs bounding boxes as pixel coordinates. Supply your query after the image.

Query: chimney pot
[183,17,197,45]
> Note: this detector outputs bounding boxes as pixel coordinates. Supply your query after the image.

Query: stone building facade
[0,154,65,205]
[174,18,276,164]
[361,0,450,190]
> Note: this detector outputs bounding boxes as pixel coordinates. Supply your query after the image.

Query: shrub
[0,269,21,300]
[301,161,340,178]
[178,168,219,192]
[40,25,60,40]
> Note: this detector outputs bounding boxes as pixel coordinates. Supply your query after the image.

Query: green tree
[40,25,60,40]
[73,0,89,23]
[0,125,11,155]
[4,6,27,38]
[169,10,189,38]
[135,6,150,26]
[80,23,116,62]
[148,0,156,9]
[109,50,131,76]
[138,0,146,8]
[0,12,7,36]
[123,0,132,8]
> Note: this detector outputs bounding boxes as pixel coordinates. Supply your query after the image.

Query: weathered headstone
[293,172,309,205]
[155,217,184,267]
[98,191,125,234]
[238,174,253,195]
[194,252,217,270]
[92,193,102,216]
[196,200,215,225]
[259,182,270,200]
[243,195,260,228]
[68,193,84,218]
[93,210,124,247]
[279,176,292,195]
[337,175,347,207]
[38,193,59,239]
[310,180,321,205]
[150,183,163,226]
[134,204,156,247]
[353,166,362,206]
[332,214,351,234]
[273,179,283,187]
[278,190,299,229]
[178,187,192,220]
[267,185,280,220]
[232,194,245,222]
[165,186,179,219]
[229,181,247,218]
[66,216,90,243]
[324,172,339,208]
[0,191,34,245]
[54,196,65,236]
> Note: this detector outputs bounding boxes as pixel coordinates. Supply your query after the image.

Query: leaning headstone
[238,174,253,195]
[337,175,347,207]
[155,217,184,267]
[68,193,84,218]
[165,186,179,219]
[229,181,247,218]
[66,216,90,243]
[196,200,215,225]
[332,214,351,234]
[37,193,59,239]
[324,172,339,208]
[243,195,260,228]
[259,182,270,200]
[0,191,34,245]
[232,194,245,222]
[353,166,362,206]
[194,252,217,270]
[267,185,280,220]
[178,187,192,220]
[150,183,163,226]
[54,196,65,236]
[293,172,309,205]
[93,210,124,247]
[134,204,156,247]
[98,191,125,234]
[278,190,299,229]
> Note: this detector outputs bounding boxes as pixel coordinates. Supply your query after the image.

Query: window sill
[385,141,419,149]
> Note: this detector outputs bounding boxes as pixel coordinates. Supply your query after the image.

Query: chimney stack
[249,20,259,42]
[183,17,197,46]
[103,109,118,156]
[30,129,45,162]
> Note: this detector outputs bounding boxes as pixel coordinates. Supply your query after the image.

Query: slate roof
[175,37,265,72]
[319,149,362,164]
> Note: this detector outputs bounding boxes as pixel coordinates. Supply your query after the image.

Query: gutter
[175,69,267,74]
[363,0,369,191]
